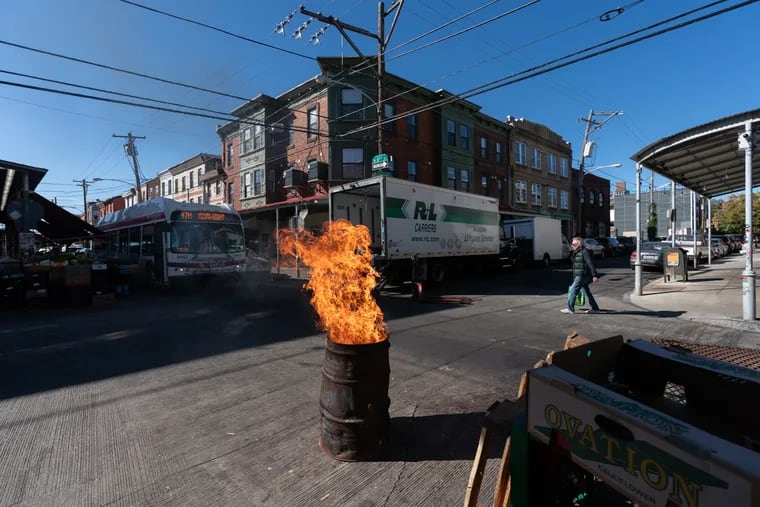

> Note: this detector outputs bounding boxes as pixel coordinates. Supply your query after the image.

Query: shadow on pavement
[375,412,501,462]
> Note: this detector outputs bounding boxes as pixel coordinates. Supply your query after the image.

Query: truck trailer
[502,216,568,266]
[329,175,514,285]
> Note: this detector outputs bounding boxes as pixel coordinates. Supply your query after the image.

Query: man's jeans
[567,275,599,312]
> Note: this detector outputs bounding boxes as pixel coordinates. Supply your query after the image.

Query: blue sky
[1,0,758,213]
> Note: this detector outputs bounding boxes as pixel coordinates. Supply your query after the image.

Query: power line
[119,0,316,61]
[338,0,756,139]
[0,39,250,102]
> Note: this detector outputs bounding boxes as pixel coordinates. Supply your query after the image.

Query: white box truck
[502,216,567,267]
[329,175,515,284]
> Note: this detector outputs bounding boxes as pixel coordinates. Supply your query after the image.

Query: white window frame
[340,88,363,120]
[515,180,527,203]
[242,128,252,154]
[547,153,557,175]
[560,158,569,178]
[548,187,558,208]
[254,124,263,150]
[254,169,264,196]
[530,147,542,170]
[459,169,470,192]
[341,147,364,179]
[480,137,488,159]
[407,160,417,181]
[481,175,488,195]
[447,166,457,190]
[307,107,318,138]
[589,190,595,205]
[531,183,542,206]
[447,120,456,146]
[495,142,503,164]
[514,141,527,165]
[459,125,469,150]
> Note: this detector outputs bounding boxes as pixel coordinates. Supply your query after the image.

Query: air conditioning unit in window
[282,168,307,188]
[308,161,329,182]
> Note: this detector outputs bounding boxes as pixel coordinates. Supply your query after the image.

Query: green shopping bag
[569,286,585,307]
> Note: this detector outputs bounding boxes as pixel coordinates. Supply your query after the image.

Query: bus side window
[142,225,154,255]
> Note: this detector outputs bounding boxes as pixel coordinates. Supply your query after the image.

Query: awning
[0,159,47,213]
[239,193,328,217]
[31,193,102,242]
[631,108,760,198]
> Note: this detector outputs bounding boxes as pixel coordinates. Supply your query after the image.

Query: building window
[340,88,363,120]
[383,103,395,132]
[182,176,187,192]
[447,167,457,190]
[496,142,503,164]
[226,144,233,167]
[286,119,294,146]
[480,137,488,159]
[254,169,263,196]
[447,120,456,146]
[307,107,318,139]
[459,169,470,192]
[459,125,469,150]
[242,172,252,198]
[560,158,569,178]
[530,147,542,170]
[407,114,418,141]
[254,124,264,150]
[161,182,165,196]
[547,153,557,175]
[599,192,604,207]
[198,168,202,182]
[481,175,488,195]
[548,187,558,208]
[515,180,527,203]
[342,147,364,179]
[168,180,172,195]
[189,171,194,188]
[498,179,504,200]
[514,141,527,165]
[531,183,542,206]
[589,190,595,205]
[215,181,221,195]
[227,182,234,204]
[407,161,417,181]
[242,128,252,154]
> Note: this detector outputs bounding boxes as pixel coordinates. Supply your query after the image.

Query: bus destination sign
[172,210,236,223]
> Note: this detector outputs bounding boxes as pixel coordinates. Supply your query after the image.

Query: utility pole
[73,178,96,224]
[576,109,623,235]
[299,1,404,155]
[113,131,146,203]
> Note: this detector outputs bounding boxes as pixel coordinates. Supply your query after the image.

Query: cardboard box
[527,336,760,507]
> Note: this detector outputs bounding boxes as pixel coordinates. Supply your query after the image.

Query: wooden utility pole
[300,1,404,155]
[113,132,146,203]
[73,178,96,224]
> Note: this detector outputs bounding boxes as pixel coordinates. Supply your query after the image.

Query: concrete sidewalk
[628,253,760,334]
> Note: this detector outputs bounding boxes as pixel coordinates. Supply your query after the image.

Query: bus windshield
[170,222,245,255]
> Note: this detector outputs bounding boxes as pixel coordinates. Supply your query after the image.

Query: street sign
[372,153,390,170]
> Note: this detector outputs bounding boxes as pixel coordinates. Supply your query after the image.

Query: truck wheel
[429,263,446,284]
[542,253,551,267]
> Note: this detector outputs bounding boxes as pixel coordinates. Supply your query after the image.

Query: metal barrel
[319,337,390,461]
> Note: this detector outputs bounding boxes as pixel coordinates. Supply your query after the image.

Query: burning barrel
[319,337,391,461]
[276,220,391,460]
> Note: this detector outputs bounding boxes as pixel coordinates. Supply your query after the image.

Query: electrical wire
[119,0,315,61]
[0,39,250,102]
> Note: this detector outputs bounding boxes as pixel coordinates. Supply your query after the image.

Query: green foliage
[711,194,760,233]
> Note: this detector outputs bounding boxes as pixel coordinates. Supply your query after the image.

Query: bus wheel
[429,263,446,284]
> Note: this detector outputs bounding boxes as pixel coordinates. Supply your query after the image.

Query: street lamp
[578,163,621,236]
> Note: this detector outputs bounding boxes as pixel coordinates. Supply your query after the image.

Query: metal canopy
[631,108,760,198]
[0,159,47,213]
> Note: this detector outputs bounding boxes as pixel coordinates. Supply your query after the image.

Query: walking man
[561,237,601,314]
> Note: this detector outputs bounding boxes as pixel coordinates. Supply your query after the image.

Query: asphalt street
[0,257,754,506]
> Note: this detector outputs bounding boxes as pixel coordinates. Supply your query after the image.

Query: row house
[158,153,219,204]
[216,56,580,251]
[576,169,611,237]
[506,116,574,238]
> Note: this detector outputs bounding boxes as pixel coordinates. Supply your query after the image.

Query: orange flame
[277,219,388,345]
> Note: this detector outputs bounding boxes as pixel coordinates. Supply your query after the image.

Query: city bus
[95,197,246,284]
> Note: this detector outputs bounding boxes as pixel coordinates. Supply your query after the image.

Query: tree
[711,193,760,233]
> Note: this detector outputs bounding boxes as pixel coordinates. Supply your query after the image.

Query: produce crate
[526,336,760,507]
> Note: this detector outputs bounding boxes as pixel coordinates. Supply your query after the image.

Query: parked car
[582,238,605,259]
[597,236,625,257]
[629,241,672,270]
[616,236,635,254]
